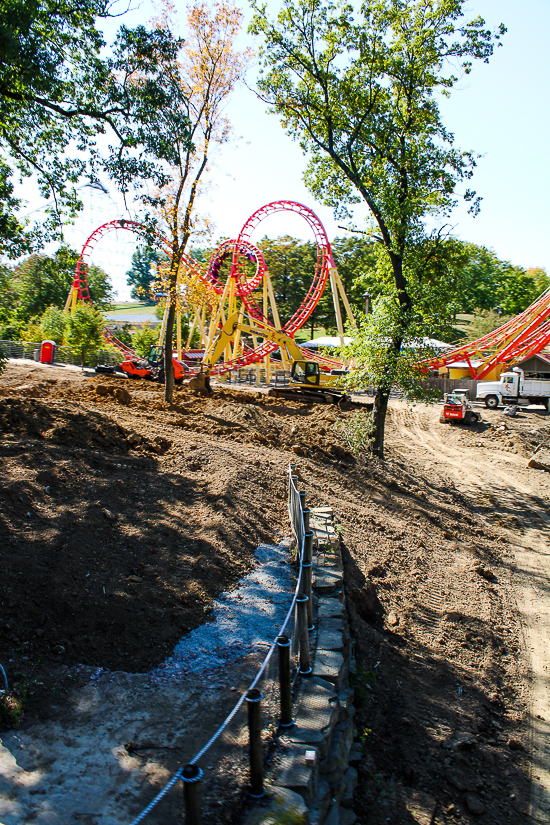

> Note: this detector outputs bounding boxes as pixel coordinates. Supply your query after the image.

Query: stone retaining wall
[244,509,358,825]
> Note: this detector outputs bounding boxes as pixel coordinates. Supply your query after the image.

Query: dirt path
[387,400,550,823]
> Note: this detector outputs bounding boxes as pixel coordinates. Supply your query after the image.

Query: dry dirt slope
[0,362,548,824]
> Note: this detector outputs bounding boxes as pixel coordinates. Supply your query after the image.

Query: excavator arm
[203,312,305,369]
[185,312,347,403]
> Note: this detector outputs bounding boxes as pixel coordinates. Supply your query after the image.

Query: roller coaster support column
[329,267,346,349]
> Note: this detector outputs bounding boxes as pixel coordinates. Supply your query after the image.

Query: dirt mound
[0,381,286,695]
[0,363,542,825]
[0,397,172,455]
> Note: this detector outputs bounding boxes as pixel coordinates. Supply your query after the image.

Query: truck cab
[476,372,519,409]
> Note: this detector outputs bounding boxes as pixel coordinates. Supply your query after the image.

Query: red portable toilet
[40,340,56,364]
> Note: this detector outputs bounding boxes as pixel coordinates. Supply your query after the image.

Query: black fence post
[303,531,314,630]
[297,594,312,675]
[182,764,203,825]
[277,635,294,728]
[246,689,265,798]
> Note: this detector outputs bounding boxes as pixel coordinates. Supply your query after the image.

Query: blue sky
[34,0,550,298]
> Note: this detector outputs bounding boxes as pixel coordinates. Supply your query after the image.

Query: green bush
[334,409,374,457]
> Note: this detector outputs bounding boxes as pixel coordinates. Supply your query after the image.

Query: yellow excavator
[186,312,349,404]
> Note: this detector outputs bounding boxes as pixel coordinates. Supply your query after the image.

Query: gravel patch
[156,539,295,679]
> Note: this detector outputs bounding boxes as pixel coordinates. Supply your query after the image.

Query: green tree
[258,236,316,329]
[331,236,377,314]
[11,246,113,322]
[21,305,67,343]
[39,306,67,344]
[126,246,167,300]
[65,302,104,366]
[0,2,190,255]
[251,0,504,457]
[257,235,375,338]
[528,267,550,297]
[132,324,159,358]
[500,267,550,316]
[0,265,17,331]
[463,310,512,342]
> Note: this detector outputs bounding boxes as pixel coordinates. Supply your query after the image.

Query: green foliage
[0,264,17,327]
[126,246,168,300]
[500,268,549,315]
[39,306,67,343]
[0,246,113,331]
[115,323,133,347]
[22,304,67,344]
[341,295,443,403]
[463,310,513,342]
[0,2,190,254]
[332,236,377,311]
[132,325,159,358]
[350,665,377,702]
[251,0,505,456]
[255,235,375,335]
[334,409,374,457]
[251,0,504,244]
[65,302,104,365]
[448,244,550,315]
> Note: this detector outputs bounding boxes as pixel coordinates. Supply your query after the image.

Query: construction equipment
[476,367,550,410]
[189,313,349,404]
[439,389,481,425]
[118,345,189,383]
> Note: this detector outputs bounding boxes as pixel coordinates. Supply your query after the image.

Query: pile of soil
[0,373,296,689]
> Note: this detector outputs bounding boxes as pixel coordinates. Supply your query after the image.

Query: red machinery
[118,345,189,383]
[439,390,480,425]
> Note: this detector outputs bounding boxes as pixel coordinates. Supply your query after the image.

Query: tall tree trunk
[372,384,390,458]
[164,301,177,403]
[370,249,410,459]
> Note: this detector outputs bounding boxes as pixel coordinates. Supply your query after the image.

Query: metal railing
[128,464,314,824]
[0,339,120,368]
[224,367,291,386]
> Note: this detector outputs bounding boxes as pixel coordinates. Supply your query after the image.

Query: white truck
[476,367,550,410]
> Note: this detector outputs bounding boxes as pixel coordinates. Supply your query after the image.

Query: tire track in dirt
[388,401,550,823]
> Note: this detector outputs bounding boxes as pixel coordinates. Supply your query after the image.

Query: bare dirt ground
[346,400,550,825]
[0,361,549,824]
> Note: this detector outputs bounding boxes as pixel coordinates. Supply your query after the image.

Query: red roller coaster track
[73,202,343,372]
[75,209,550,380]
[425,288,550,378]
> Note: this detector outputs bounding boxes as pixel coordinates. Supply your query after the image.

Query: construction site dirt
[0,360,549,825]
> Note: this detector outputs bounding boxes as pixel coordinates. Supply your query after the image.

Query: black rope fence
[128,462,314,824]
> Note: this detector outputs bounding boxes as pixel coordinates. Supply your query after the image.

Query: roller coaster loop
[70,202,351,373]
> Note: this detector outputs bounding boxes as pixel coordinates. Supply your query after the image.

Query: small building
[512,352,550,379]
